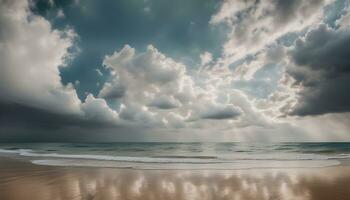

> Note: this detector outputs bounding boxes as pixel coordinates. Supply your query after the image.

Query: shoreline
[1,150,349,170]
[1,156,350,199]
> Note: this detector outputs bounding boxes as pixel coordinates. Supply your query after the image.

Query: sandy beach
[0,157,349,200]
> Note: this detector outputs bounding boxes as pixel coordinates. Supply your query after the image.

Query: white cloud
[100,44,246,129]
[119,103,162,127]
[0,0,81,114]
[0,0,120,126]
[81,94,119,123]
[104,45,186,84]
[210,0,332,72]
[101,44,193,126]
[102,44,194,104]
[164,112,187,128]
[200,51,212,66]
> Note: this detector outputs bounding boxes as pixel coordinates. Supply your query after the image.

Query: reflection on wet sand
[0,159,350,200]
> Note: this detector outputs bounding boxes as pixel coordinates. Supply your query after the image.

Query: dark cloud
[273,0,300,24]
[199,104,241,120]
[292,25,350,73]
[0,101,150,142]
[273,0,325,25]
[0,101,120,130]
[201,112,240,120]
[148,97,180,109]
[288,24,350,115]
[98,79,126,100]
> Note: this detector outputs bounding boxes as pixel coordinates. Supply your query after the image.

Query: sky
[0,0,350,142]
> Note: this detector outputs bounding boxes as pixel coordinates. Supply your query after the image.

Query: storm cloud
[288,24,350,116]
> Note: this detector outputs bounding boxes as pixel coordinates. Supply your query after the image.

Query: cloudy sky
[1,0,350,142]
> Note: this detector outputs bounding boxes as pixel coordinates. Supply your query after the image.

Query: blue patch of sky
[324,0,349,28]
[30,0,227,100]
[232,63,283,99]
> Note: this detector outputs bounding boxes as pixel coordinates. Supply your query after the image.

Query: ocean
[0,143,350,170]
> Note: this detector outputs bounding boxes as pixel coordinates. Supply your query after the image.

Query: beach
[1,0,350,199]
[1,157,350,200]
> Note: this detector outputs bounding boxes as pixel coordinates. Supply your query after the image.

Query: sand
[0,157,350,200]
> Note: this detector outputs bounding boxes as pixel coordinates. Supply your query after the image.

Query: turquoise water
[0,143,349,169]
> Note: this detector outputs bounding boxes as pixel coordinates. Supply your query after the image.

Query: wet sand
[1,157,350,200]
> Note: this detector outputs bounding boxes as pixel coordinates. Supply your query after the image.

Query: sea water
[0,143,349,169]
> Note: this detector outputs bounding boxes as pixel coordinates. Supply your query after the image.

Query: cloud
[200,51,213,66]
[0,0,121,131]
[292,24,350,73]
[2,0,350,142]
[103,45,186,84]
[148,95,181,109]
[206,0,350,121]
[101,44,194,104]
[0,0,81,114]
[209,0,330,73]
[231,45,286,81]
[98,78,125,99]
[100,44,246,129]
[0,0,245,141]
[100,44,195,126]
[336,3,350,28]
[118,103,162,127]
[287,23,350,115]
[81,94,119,123]
[164,112,187,128]
[198,103,241,120]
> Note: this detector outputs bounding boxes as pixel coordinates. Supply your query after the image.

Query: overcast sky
[1,0,350,142]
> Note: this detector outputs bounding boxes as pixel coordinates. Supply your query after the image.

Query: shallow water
[0,143,349,169]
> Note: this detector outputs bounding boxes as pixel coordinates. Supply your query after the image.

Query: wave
[0,149,220,164]
[151,155,218,159]
[1,148,348,169]
[31,159,341,170]
[0,148,32,154]
[1,148,350,164]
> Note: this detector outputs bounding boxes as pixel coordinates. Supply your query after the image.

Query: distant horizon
[1,141,350,144]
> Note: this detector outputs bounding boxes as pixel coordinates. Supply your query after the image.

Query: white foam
[0,148,32,154]
[15,151,350,163]
[31,159,341,170]
[0,148,348,169]
[219,153,350,161]
[8,150,220,164]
